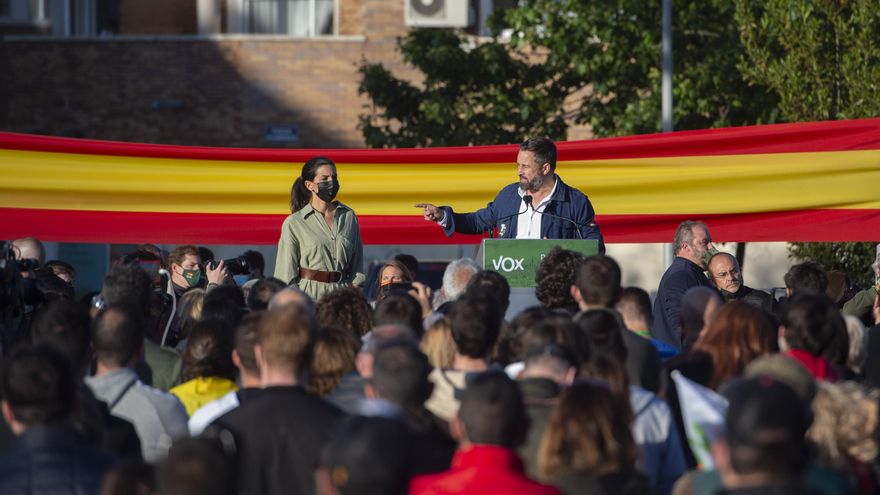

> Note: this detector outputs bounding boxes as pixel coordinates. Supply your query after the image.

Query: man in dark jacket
[652,221,717,348]
[708,252,778,316]
[516,343,577,478]
[208,303,343,495]
[367,341,456,475]
[572,254,663,392]
[0,345,116,494]
[416,137,604,251]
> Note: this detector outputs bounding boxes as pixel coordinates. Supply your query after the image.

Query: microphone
[523,195,533,209]
[493,196,532,238]
[527,198,586,239]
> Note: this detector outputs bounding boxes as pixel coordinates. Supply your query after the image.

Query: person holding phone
[274,157,365,301]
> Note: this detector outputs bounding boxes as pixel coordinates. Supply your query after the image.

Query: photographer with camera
[167,245,227,299]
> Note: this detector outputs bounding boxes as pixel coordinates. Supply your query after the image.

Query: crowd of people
[0,226,879,495]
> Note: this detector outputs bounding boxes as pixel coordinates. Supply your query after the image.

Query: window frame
[227,0,339,37]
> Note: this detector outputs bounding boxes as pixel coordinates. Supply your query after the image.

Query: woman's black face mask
[315,179,339,202]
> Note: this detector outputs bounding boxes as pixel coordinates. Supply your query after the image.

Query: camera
[207,256,250,276]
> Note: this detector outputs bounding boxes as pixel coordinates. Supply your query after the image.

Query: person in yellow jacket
[171,320,238,416]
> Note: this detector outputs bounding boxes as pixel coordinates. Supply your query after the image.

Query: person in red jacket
[409,372,561,495]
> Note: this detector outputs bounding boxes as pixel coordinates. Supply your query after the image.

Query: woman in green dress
[273,157,365,301]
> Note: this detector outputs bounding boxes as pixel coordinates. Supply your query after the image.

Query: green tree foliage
[788,242,878,289]
[737,1,880,281]
[357,29,573,147]
[736,0,880,121]
[494,0,781,137]
[359,1,782,146]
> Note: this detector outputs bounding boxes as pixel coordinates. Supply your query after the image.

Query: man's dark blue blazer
[439,176,605,252]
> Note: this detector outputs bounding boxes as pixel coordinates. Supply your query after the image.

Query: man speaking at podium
[416,137,605,252]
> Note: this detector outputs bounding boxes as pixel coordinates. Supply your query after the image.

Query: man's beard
[698,246,720,268]
[519,173,544,193]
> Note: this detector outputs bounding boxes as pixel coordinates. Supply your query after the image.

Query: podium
[477,238,600,288]
[476,239,600,319]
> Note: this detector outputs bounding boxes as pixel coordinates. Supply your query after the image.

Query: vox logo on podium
[491,256,525,272]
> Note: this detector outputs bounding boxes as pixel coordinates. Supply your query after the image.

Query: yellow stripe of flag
[1,149,879,215]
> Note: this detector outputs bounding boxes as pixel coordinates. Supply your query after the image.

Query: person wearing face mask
[168,245,226,299]
[274,156,365,301]
[415,137,604,252]
[374,259,414,302]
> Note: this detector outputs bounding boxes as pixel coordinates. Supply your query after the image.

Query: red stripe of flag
[1,208,877,245]
[3,118,880,163]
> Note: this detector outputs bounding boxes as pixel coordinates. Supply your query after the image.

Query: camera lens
[221,257,250,276]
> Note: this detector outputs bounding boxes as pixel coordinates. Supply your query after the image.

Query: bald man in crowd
[707,252,777,316]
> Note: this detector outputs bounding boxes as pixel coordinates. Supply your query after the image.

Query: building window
[236,0,334,35]
[69,0,120,36]
[1,0,48,23]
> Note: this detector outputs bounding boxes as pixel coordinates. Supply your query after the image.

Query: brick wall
[0,0,591,148]
[0,0,417,148]
[120,0,197,35]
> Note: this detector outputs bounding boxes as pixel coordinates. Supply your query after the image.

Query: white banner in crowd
[671,370,728,470]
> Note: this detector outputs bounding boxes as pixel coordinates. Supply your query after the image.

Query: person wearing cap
[274,156,365,301]
[711,375,814,494]
[707,252,777,316]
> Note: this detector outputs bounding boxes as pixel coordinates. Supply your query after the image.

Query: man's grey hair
[442,258,481,302]
[672,220,708,255]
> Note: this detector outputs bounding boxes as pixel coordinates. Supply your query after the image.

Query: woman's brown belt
[299,267,343,283]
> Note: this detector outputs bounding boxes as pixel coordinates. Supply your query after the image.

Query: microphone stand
[493,196,532,238]
[524,195,585,239]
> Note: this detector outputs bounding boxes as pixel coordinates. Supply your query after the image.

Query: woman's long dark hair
[290,156,336,213]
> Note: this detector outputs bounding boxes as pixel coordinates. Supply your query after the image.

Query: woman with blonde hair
[420,316,456,370]
[537,381,649,495]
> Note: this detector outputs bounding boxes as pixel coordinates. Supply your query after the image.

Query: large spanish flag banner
[1,119,879,245]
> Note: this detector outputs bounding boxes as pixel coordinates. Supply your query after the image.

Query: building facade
[1,0,426,147]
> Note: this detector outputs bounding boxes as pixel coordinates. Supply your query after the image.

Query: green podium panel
[480,239,600,288]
